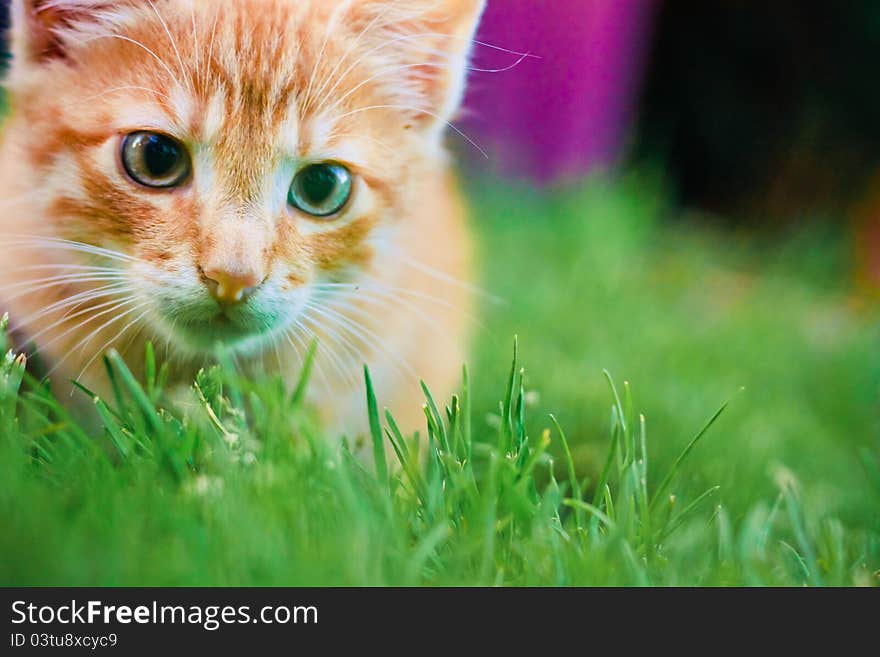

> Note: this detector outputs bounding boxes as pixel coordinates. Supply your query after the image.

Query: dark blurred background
[637,2,880,228]
[4,1,880,280]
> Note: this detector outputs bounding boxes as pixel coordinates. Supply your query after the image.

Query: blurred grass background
[466,173,879,534]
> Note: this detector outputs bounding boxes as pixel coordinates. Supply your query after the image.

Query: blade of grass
[364,366,388,486]
[290,339,318,407]
[649,396,734,512]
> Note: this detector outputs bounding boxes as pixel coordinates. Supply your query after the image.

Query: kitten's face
[6,0,483,356]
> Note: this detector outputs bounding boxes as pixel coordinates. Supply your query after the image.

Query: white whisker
[45,300,148,379]
[0,271,127,291]
[312,30,449,116]
[74,307,152,386]
[189,1,201,83]
[308,1,405,115]
[334,104,488,159]
[283,323,332,396]
[301,2,350,115]
[147,0,191,93]
[83,33,184,90]
[304,300,416,381]
[78,85,173,104]
[17,264,125,273]
[1,235,144,264]
[298,310,362,389]
[318,287,456,347]
[322,50,533,121]
[204,7,222,88]
[32,296,139,355]
[9,282,131,332]
[324,132,396,155]
[396,253,503,302]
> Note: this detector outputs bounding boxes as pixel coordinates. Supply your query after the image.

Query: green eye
[288,162,353,217]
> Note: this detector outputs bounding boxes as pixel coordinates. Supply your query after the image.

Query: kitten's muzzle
[200,266,265,305]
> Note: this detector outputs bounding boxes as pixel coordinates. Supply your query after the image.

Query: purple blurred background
[463,0,658,185]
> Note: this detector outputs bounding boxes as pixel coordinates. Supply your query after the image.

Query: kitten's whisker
[0,278,129,312]
[278,327,303,383]
[83,33,184,90]
[1,235,144,265]
[311,280,484,327]
[0,273,128,297]
[28,296,134,344]
[43,299,148,379]
[35,297,140,356]
[203,6,222,88]
[312,25,535,115]
[53,290,132,326]
[283,322,332,396]
[323,133,396,156]
[189,1,201,83]
[117,320,148,368]
[78,85,173,105]
[361,280,488,331]
[271,331,284,374]
[334,104,488,159]
[310,279,490,349]
[299,304,367,389]
[304,300,417,381]
[311,284,440,324]
[323,47,534,121]
[166,315,177,361]
[147,0,192,93]
[291,323,340,397]
[25,281,128,315]
[10,282,131,333]
[18,264,124,273]
[312,28,455,116]
[308,1,405,114]
[319,289,454,346]
[317,280,461,310]
[60,300,147,360]
[301,2,350,115]
[394,253,504,303]
[323,61,442,118]
[297,310,362,389]
[74,307,152,386]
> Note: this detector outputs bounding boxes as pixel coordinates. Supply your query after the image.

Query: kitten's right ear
[10,0,120,65]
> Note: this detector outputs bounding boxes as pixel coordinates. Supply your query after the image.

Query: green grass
[0,173,878,586]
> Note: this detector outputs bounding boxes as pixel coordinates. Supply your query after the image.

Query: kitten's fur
[0,0,482,435]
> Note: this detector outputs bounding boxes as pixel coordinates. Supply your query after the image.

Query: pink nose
[202,267,263,305]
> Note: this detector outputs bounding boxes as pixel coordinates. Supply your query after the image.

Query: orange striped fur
[0,0,484,436]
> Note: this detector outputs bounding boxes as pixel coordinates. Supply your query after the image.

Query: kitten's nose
[202,266,264,305]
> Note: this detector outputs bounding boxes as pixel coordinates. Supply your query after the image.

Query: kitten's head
[5,0,484,356]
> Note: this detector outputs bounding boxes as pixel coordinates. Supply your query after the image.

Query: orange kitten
[0,0,483,435]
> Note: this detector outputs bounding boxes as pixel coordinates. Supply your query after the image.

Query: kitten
[0,0,482,436]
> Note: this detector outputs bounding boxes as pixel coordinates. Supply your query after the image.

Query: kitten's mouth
[180,311,268,344]
[151,291,307,358]
[155,304,282,357]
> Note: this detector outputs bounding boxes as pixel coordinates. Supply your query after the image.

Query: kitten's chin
[150,310,288,360]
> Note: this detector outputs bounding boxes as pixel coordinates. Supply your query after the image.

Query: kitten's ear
[354,0,486,130]
[10,0,123,65]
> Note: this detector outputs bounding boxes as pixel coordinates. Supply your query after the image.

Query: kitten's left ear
[10,1,131,66]
[355,0,487,130]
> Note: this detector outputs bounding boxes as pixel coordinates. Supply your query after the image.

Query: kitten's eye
[288,163,353,218]
[121,132,191,188]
